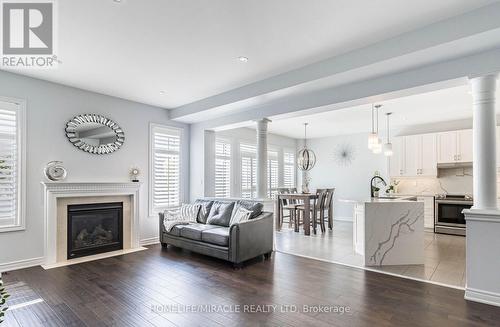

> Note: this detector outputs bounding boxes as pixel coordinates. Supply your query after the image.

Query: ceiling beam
[193,47,500,130]
[171,2,500,121]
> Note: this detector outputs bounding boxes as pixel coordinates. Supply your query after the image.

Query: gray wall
[0,71,189,266]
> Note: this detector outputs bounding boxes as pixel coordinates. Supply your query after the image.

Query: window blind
[0,102,20,229]
[284,151,296,188]
[151,126,181,210]
[215,140,231,197]
[267,151,279,198]
[240,143,256,198]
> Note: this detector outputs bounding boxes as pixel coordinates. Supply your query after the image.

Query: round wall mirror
[65,114,125,154]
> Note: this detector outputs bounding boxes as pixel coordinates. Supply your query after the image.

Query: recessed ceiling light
[238,56,249,63]
[113,0,122,3]
[159,91,166,95]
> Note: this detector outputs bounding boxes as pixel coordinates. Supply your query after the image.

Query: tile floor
[275,221,466,288]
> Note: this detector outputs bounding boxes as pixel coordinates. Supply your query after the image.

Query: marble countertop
[339,195,417,204]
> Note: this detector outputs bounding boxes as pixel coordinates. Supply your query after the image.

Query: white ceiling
[265,85,500,139]
[2,0,497,110]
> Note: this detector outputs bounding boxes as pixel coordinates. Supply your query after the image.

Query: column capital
[470,74,497,104]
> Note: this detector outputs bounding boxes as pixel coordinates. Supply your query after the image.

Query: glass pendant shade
[297,147,317,171]
[383,142,393,156]
[368,133,378,149]
[372,139,382,154]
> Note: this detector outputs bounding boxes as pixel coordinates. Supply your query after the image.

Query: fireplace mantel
[41,182,142,268]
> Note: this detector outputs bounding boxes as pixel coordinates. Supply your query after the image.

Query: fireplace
[67,202,123,259]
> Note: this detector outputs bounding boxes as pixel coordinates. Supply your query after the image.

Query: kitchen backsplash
[392,167,474,195]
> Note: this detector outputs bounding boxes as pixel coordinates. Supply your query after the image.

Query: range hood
[437,162,473,169]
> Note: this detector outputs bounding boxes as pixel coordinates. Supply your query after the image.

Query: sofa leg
[264,251,273,260]
[161,242,168,249]
[233,262,243,269]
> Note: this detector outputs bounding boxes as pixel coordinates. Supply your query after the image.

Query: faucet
[370,176,387,197]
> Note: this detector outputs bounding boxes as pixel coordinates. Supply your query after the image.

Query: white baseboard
[0,256,45,273]
[334,216,353,222]
[140,237,160,246]
[465,287,500,307]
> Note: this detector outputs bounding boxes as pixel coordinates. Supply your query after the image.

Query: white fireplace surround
[41,182,142,267]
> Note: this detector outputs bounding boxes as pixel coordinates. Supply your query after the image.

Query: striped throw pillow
[229,207,252,226]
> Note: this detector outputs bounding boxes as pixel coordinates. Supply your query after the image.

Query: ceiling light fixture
[159,91,166,95]
[238,56,249,63]
[368,104,378,150]
[384,112,393,157]
[297,123,317,171]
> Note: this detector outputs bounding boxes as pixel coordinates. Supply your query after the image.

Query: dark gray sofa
[159,198,273,266]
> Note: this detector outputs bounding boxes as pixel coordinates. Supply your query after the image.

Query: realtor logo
[1,0,58,68]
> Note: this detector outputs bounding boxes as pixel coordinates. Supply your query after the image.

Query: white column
[464,74,500,307]
[256,118,271,199]
[470,74,498,210]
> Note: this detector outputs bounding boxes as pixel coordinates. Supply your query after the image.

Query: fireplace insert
[67,202,123,259]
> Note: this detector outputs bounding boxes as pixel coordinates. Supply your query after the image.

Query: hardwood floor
[2,244,500,326]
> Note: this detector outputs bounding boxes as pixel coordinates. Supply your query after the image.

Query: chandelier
[297,123,316,171]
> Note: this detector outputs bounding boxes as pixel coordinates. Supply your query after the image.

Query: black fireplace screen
[67,202,123,259]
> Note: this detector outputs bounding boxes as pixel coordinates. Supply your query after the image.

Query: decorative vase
[302,184,310,194]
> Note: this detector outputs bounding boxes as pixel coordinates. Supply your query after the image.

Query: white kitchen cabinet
[353,204,365,255]
[419,134,437,176]
[404,135,419,176]
[389,137,405,177]
[437,131,457,163]
[390,134,436,177]
[437,129,472,163]
[417,196,435,229]
[457,129,473,162]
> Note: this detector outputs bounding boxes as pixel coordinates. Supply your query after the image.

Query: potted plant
[373,186,380,197]
[0,275,9,324]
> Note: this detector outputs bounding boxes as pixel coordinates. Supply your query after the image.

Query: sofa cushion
[179,224,219,241]
[194,199,214,224]
[167,224,188,237]
[206,201,235,227]
[201,227,230,246]
[237,200,263,219]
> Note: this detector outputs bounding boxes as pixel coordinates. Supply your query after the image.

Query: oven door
[435,201,472,227]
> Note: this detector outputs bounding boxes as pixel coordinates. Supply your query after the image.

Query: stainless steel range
[434,194,473,236]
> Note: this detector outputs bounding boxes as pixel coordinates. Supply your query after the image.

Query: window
[267,150,279,198]
[150,125,181,213]
[284,151,296,188]
[240,143,256,198]
[215,140,231,197]
[0,99,25,232]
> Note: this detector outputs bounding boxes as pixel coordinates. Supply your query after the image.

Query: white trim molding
[465,288,500,307]
[140,237,159,246]
[41,182,142,267]
[0,256,44,273]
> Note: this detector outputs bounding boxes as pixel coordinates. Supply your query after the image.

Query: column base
[464,209,500,307]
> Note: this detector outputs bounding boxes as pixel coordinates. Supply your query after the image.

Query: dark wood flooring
[1,245,500,326]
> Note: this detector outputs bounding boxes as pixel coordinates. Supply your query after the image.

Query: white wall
[303,133,389,220]
[0,71,189,267]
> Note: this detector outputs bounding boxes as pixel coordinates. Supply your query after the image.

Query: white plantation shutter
[215,140,231,197]
[240,143,256,198]
[267,150,279,198]
[151,126,181,210]
[0,100,24,231]
[284,151,296,188]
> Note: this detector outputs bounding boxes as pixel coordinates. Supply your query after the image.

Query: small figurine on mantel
[129,167,140,182]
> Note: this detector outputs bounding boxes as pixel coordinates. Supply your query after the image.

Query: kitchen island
[342,197,424,266]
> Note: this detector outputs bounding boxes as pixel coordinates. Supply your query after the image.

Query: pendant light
[384,112,393,156]
[297,123,317,171]
[372,105,383,154]
[367,104,378,150]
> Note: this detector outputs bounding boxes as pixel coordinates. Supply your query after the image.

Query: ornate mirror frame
[65,114,125,154]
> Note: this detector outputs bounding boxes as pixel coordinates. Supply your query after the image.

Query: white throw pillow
[164,204,200,222]
[229,207,252,226]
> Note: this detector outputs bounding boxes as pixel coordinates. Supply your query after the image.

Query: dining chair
[277,188,299,230]
[296,189,327,234]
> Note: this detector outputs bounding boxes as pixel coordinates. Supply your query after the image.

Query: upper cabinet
[437,129,472,163]
[389,134,437,177]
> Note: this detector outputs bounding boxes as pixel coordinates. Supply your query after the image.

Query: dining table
[275,193,319,236]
